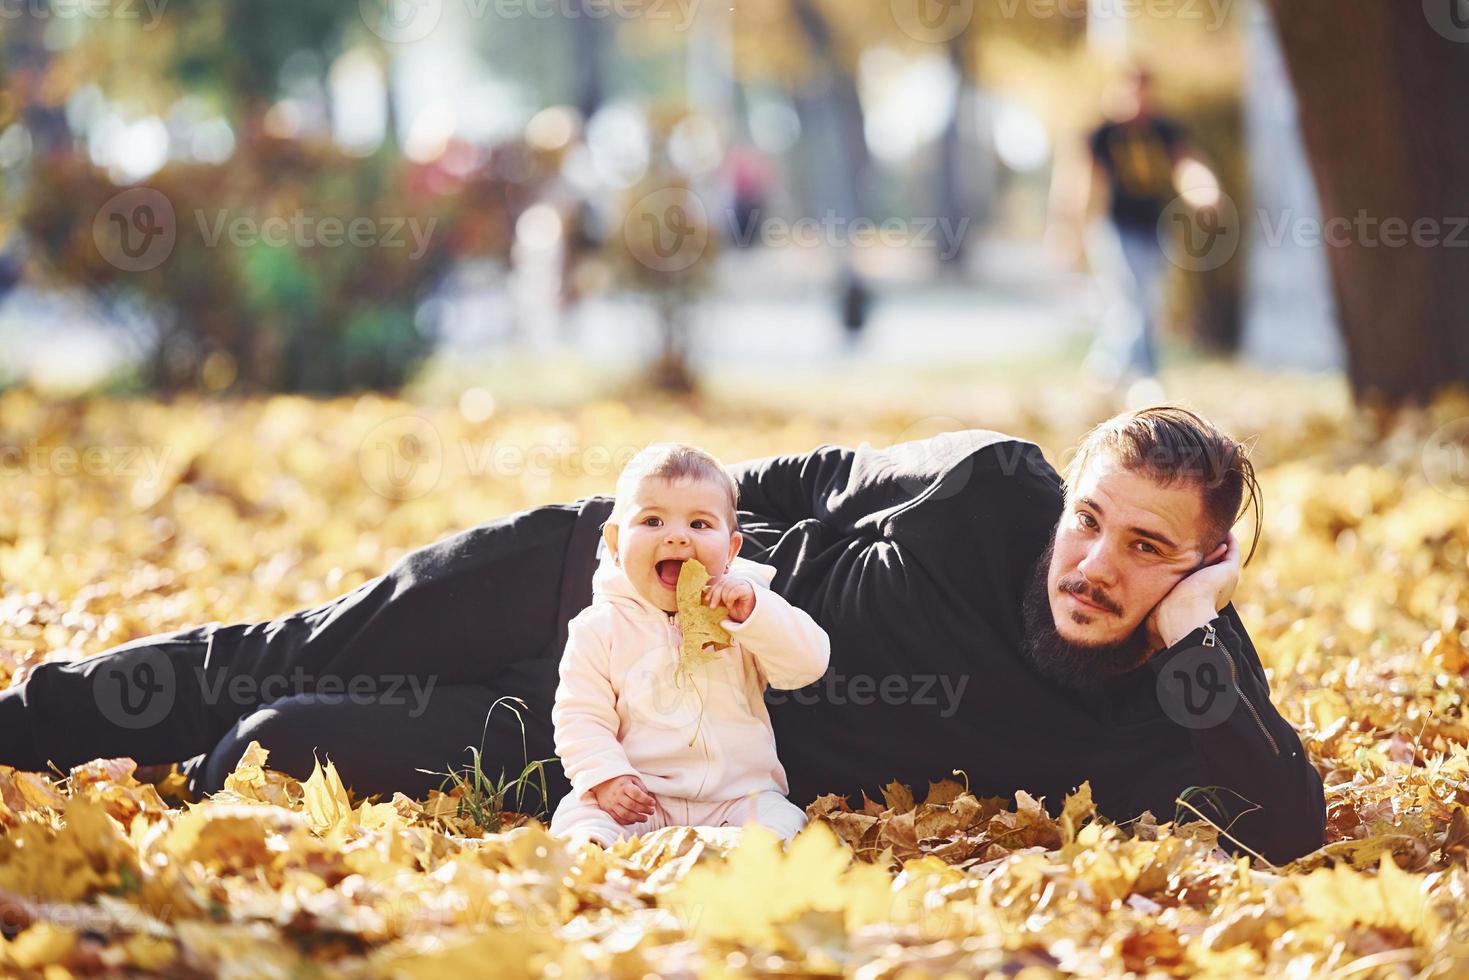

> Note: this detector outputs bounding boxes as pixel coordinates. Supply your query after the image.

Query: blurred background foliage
[0,1,1463,402]
[0,0,1245,393]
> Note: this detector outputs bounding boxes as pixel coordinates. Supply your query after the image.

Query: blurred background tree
[1267,0,1469,405]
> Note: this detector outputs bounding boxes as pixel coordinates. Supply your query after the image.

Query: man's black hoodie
[685,429,1327,865]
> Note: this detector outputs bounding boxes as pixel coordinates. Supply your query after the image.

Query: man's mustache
[1058,576,1123,616]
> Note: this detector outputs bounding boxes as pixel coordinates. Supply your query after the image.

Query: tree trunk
[788,0,871,219]
[568,0,611,119]
[788,0,875,332]
[936,34,973,268]
[1265,0,1469,404]
[7,5,72,155]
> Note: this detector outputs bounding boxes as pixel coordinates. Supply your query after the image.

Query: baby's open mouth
[656,559,686,589]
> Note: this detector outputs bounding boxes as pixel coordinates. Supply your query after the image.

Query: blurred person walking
[1049,66,1220,394]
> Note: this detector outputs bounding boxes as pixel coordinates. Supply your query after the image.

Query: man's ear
[726,530,743,571]
[603,522,620,565]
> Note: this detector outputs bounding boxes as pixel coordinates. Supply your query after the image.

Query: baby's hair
[611,443,741,529]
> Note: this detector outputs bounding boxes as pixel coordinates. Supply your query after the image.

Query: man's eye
[1076,511,1097,530]
[1135,541,1158,554]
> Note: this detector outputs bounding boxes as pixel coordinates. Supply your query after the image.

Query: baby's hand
[706,575,756,623]
[590,774,656,825]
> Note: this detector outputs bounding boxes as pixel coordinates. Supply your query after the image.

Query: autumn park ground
[1,362,1468,977]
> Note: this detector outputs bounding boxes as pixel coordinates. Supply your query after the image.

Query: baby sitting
[549,442,830,845]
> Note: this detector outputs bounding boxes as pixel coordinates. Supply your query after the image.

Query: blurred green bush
[20,136,530,394]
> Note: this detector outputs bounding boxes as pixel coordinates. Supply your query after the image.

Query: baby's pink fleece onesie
[549,553,831,845]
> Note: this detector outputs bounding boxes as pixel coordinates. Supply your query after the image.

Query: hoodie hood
[591,552,777,616]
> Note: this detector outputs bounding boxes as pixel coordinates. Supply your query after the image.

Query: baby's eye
[642,516,662,527]
[692,519,712,529]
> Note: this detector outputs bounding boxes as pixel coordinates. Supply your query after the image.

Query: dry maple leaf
[1059,782,1097,847]
[661,823,892,950]
[302,756,354,836]
[674,558,731,671]
[881,780,916,813]
[219,741,303,809]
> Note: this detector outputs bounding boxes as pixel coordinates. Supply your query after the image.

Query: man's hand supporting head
[1146,530,1241,652]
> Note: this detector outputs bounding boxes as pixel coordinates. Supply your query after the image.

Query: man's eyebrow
[1078,496,1179,551]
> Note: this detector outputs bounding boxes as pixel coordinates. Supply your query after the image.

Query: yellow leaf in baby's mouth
[675,558,732,672]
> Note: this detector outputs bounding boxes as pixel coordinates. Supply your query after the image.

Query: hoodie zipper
[669,609,715,798]
[1204,623,1280,756]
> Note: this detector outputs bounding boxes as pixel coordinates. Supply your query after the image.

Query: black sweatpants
[0,496,616,810]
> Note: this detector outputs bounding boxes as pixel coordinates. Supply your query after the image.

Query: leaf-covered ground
[1,372,1467,977]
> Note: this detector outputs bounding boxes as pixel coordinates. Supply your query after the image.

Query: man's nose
[1077,539,1118,587]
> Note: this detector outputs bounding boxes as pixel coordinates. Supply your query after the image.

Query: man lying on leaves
[0,406,1325,864]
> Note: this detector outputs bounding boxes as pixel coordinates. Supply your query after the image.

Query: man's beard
[1019,534,1153,692]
